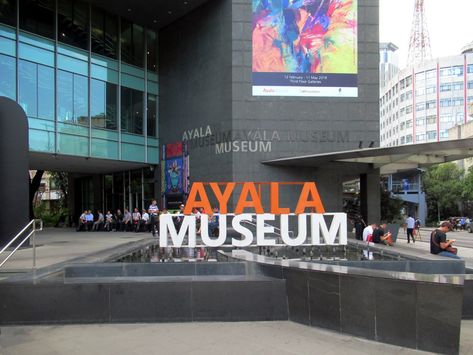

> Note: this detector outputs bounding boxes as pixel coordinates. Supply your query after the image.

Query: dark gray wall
[0,97,30,246]
[159,0,380,216]
[159,0,233,183]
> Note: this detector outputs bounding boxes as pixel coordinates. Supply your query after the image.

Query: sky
[379,0,473,67]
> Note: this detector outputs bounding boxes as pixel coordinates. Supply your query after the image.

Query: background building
[380,48,473,148]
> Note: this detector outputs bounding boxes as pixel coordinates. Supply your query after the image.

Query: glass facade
[0,0,159,164]
[19,0,55,39]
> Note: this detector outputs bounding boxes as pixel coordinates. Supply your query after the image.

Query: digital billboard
[252,0,358,97]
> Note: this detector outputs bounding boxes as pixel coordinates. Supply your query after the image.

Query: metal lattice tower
[407,0,432,66]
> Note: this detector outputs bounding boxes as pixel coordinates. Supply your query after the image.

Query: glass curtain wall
[0,0,159,164]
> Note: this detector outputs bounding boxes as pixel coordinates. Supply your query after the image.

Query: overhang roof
[86,0,211,31]
[263,138,473,175]
[29,152,149,174]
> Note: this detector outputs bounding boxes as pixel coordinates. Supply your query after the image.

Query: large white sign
[159,213,347,247]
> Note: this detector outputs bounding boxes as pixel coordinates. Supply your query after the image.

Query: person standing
[430,222,460,259]
[362,223,376,242]
[148,200,159,237]
[406,215,416,243]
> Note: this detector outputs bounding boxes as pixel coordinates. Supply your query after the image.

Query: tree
[380,185,404,223]
[50,171,69,227]
[29,170,44,220]
[461,166,473,216]
[50,171,68,209]
[422,163,463,222]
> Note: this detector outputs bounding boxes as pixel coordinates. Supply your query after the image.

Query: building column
[360,170,381,224]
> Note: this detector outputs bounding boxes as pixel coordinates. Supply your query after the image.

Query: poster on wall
[252,0,358,97]
[165,157,184,194]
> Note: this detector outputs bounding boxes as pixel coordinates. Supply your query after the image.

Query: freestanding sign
[159,182,347,247]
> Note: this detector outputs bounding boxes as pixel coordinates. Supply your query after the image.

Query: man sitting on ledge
[372,222,393,246]
[430,221,460,259]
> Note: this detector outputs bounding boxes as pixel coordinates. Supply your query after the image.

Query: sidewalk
[0,321,434,355]
[1,228,153,272]
[394,228,473,268]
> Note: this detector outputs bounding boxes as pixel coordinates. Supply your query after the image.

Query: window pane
[19,60,38,117]
[58,0,89,50]
[120,19,144,67]
[91,79,116,130]
[0,54,15,99]
[91,6,118,59]
[0,0,16,27]
[37,65,54,119]
[146,30,157,72]
[91,78,105,127]
[132,24,144,67]
[19,0,55,39]
[121,87,143,135]
[57,70,73,121]
[106,82,117,129]
[120,19,132,66]
[73,73,88,125]
[147,94,156,137]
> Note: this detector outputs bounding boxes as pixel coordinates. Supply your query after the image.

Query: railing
[0,219,43,270]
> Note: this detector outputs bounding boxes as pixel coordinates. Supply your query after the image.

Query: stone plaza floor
[1,227,473,354]
[0,320,450,355]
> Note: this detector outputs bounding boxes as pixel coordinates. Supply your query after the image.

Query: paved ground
[0,228,152,271]
[0,321,435,355]
[396,227,473,267]
[2,227,473,354]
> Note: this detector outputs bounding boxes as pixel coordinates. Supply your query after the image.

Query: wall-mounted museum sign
[159,182,347,247]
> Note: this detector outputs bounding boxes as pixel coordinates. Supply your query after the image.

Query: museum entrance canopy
[263,138,473,175]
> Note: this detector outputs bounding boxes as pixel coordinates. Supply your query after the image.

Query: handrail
[0,219,43,270]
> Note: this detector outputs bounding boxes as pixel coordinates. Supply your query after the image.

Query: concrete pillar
[0,98,29,247]
[360,170,381,224]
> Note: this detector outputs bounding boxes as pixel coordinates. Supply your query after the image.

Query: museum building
[0,0,381,222]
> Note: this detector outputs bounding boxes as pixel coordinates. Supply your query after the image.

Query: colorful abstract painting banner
[252,0,358,97]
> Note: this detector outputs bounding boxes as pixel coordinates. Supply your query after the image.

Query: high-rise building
[379,42,400,90]
[380,50,473,147]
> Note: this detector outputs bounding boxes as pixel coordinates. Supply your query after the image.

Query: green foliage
[50,171,68,209]
[380,186,404,223]
[422,163,463,222]
[34,204,69,228]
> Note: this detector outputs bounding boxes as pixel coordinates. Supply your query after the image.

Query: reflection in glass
[57,70,73,121]
[91,6,118,59]
[0,0,16,27]
[146,30,157,72]
[19,0,55,39]
[19,60,37,117]
[0,54,15,100]
[121,19,144,67]
[73,73,88,124]
[38,65,54,119]
[121,86,143,135]
[58,0,89,50]
[91,78,117,130]
[147,94,157,137]
[57,69,88,125]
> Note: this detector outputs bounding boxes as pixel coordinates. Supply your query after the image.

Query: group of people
[77,200,161,234]
[360,222,394,246]
[76,201,221,237]
[354,215,460,259]
[447,217,471,231]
